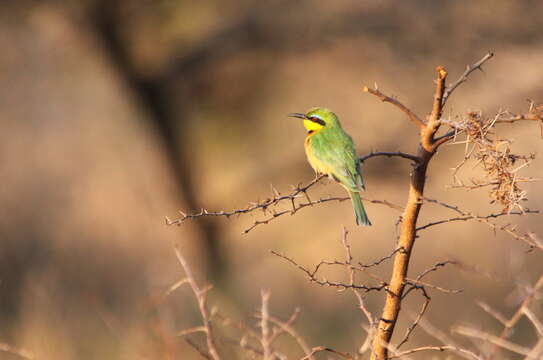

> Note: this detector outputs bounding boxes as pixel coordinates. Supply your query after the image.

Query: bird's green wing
[311,129,362,191]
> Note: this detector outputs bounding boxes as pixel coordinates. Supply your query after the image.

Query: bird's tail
[349,191,371,226]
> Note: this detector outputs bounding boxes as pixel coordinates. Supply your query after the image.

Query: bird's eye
[309,116,326,126]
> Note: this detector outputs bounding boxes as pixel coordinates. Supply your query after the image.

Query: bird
[289,107,371,226]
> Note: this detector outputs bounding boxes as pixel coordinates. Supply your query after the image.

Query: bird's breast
[304,135,332,175]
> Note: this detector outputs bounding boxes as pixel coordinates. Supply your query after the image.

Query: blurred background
[1,1,542,359]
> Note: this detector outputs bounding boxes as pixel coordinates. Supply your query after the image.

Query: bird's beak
[288,113,306,119]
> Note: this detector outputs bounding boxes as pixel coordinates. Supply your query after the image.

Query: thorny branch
[365,58,451,360]
[272,228,461,359]
[442,52,494,105]
[363,52,541,359]
[167,152,410,234]
[418,196,541,249]
[270,250,388,293]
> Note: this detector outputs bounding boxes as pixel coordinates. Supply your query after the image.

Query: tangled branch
[445,109,540,213]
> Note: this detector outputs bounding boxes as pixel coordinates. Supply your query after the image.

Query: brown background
[0,1,542,359]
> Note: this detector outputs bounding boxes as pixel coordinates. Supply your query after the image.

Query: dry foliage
[168,54,543,359]
[448,107,541,213]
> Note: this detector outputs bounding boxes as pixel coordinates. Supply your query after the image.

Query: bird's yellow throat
[304,119,324,134]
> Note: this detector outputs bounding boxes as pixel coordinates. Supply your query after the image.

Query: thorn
[271,184,280,197]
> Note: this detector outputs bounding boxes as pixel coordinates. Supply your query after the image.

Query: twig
[255,314,315,360]
[174,245,221,360]
[415,316,478,360]
[168,173,402,234]
[0,343,35,360]
[175,326,208,337]
[421,197,465,215]
[415,260,457,281]
[300,346,354,360]
[454,325,533,356]
[185,338,212,360]
[523,307,543,337]
[260,290,272,360]
[363,86,426,128]
[389,345,482,360]
[495,274,543,343]
[242,195,402,234]
[442,52,494,105]
[416,209,539,232]
[476,301,508,326]
[405,278,462,295]
[167,175,325,225]
[268,307,301,345]
[164,278,190,297]
[396,288,430,349]
[359,325,375,356]
[359,247,404,269]
[360,151,421,164]
[271,251,388,293]
[423,66,448,152]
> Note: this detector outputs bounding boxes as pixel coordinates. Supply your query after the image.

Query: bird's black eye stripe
[309,116,326,126]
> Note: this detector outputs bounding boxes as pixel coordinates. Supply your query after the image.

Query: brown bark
[370,68,448,360]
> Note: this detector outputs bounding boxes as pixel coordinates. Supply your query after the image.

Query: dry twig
[174,245,221,360]
[167,151,411,233]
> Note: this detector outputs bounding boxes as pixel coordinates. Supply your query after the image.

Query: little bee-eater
[289,107,371,226]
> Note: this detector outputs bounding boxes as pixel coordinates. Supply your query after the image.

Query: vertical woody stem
[370,67,448,360]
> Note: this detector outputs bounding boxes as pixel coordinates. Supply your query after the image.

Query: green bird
[289,107,371,226]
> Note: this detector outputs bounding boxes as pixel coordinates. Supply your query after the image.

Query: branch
[405,278,462,295]
[168,173,402,233]
[396,287,431,349]
[389,345,482,360]
[497,273,543,342]
[267,308,302,348]
[370,66,449,360]
[415,260,457,281]
[271,250,388,293]
[523,307,543,337]
[415,316,479,360]
[422,67,447,152]
[416,209,539,232]
[360,151,421,164]
[174,245,221,360]
[0,343,35,360]
[260,290,272,360]
[185,338,212,360]
[454,325,533,357]
[442,52,495,106]
[255,314,315,360]
[363,86,426,128]
[300,346,353,360]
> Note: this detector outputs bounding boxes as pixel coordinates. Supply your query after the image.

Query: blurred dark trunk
[89,1,224,278]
